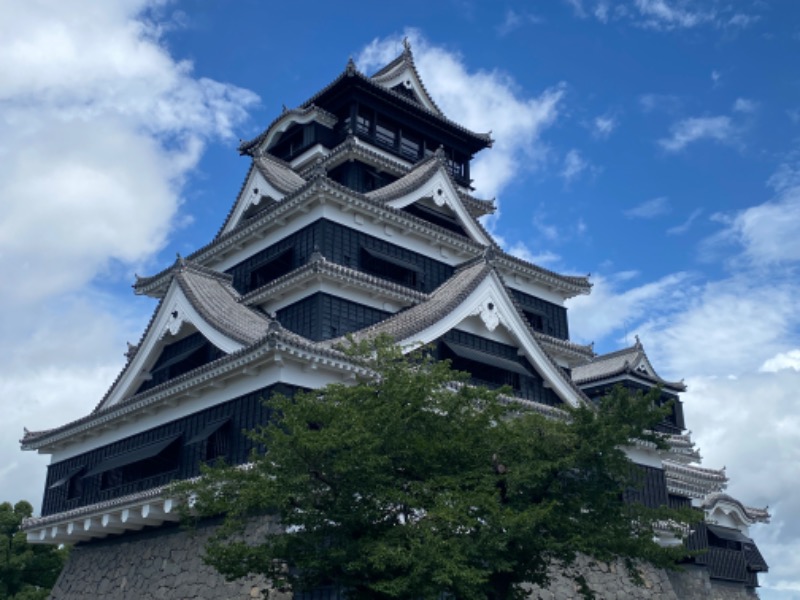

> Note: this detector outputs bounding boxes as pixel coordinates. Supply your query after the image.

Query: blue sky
[1,1,799,597]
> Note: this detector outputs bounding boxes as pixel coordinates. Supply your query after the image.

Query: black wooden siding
[226,219,454,295]
[623,464,669,509]
[509,289,569,341]
[685,522,767,585]
[437,329,562,406]
[42,384,300,517]
[277,293,391,341]
[137,332,225,395]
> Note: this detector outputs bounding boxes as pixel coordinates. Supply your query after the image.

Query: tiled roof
[702,492,771,524]
[572,337,685,390]
[342,257,491,344]
[20,325,361,450]
[369,41,444,117]
[364,152,442,202]
[238,104,338,156]
[301,60,492,148]
[93,258,268,417]
[135,175,587,299]
[253,154,307,194]
[300,134,411,180]
[173,260,271,345]
[241,252,428,308]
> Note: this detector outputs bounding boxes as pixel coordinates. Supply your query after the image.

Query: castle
[21,42,769,597]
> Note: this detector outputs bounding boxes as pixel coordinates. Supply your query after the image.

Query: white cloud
[563,0,587,19]
[594,2,611,23]
[761,350,800,373]
[634,0,713,29]
[560,149,590,184]
[733,97,758,113]
[358,30,564,199]
[624,196,671,218]
[506,242,561,267]
[567,271,691,345]
[704,165,800,266]
[638,93,681,114]
[0,0,258,510]
[667,208,703,235]
[711,70,721,86]
[658,115,736,152]
[592,114,618,138]
[496,9,542,35]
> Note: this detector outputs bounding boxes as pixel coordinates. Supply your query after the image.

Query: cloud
[496,9,542,35]
[0,0,258,510]
[633,0,714,29]
[560,149,589,183]
[358,30,565,199]
[563,0,587,18]
[592,114,618,138]
[703,161,800,266]
[711,70,721,86]
[506,242,561,267]
[567,271,692,346]
[667,208,703,235]
[624,196,671,218]
[658,115,736,152]
[638,93,682,114]
[761,350,800,373]
[732,97,758,113]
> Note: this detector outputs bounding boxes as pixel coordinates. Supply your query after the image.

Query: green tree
[0,500,67,600]
[181,337,691,599]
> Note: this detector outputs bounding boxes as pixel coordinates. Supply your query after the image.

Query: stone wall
[50,521,760,600]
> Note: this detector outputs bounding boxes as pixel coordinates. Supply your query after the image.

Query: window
[49,466,86,501]
[249,247,295,290]
[360,246,421,289]
[86,435,182,491]
[187,418,232,463]
[523,310,545,333]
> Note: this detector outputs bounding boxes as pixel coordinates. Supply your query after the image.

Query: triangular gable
[352,261,586,408]
[370,42,443,117]
[220,158,307,237]
[366,158,492,246]
[98,272,259,411]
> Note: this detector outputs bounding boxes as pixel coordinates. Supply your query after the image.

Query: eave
[20,329,365,453]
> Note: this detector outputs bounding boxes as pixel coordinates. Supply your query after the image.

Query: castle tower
[21,44,768,596]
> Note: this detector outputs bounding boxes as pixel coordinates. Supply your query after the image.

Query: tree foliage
[0,501,67,600]
[180,337,691,599]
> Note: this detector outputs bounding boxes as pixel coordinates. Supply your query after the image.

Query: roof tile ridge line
[494,250,591,290]
[301,136,413,178]
[174,271,269,347]
[29,332,356,448]
[179,258,234,285]
[533,331,595,357]
[237,104,338,156]
[339,259,493,344]
[300,66,491,144]
[215,162,257,240]
[318,177,487,250]
[364,153,442,200]
[369,43,445,117]
[590,344,641,361]
[702,492,770,518]
[138,178,325,290]
[239,255,429,306]
[90,290,171,414]
[491,267,594,408]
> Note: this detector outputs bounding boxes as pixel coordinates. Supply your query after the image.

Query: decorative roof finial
[434,145,446,163]
[634,334,642,348]
[402,36,411,54]
[282,104,288,113]
[482,245,496,262]
[125,342,138,360]
[346,57,357,76]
